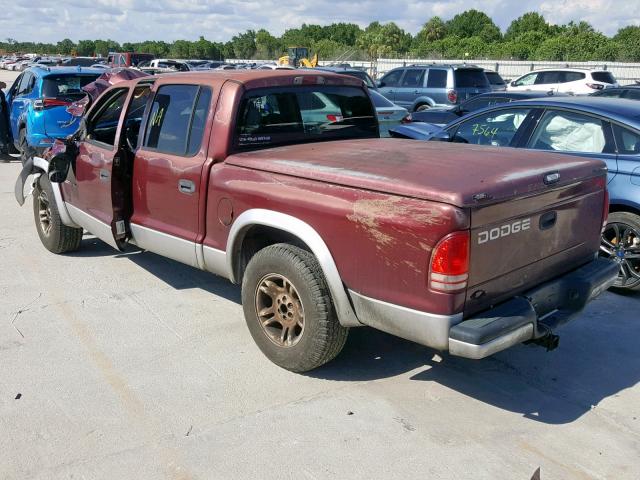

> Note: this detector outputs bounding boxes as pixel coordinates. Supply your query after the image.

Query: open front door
[69,83,152,250]
[0,88,11,155]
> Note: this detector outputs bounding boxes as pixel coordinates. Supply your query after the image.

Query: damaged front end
[14,136,80,206]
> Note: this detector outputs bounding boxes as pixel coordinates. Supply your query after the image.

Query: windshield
[234,86,377,151]
[455,69,490,88]
[369,90,395,108]
[43,74,101,100]
[337,70,376,89]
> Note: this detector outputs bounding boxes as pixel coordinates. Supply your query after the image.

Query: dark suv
[377,64,491,112]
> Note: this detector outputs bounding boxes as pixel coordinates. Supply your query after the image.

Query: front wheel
[599,212,640,291]
[33,176,83,254]
[241,243,348,372]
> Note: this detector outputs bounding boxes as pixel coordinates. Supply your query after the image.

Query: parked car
[484,70,507,91]
[14,70,616,372]
[591,85,640,100]
[315,66,377,90]
[138,59,191,73]
[377,64,491,112]
[369,89,410,137]
[507,68,619,95]
[390,96,640,291]
[59,57,99,67]
[411,91,566,126]
[256,63,295,70]
[107,52,155,68]
[1,66,103,163]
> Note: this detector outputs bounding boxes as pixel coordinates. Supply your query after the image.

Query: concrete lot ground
[0,70,20,88]
[0,91,639,480]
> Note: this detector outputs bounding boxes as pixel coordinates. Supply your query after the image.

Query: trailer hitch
[526,323,559,352]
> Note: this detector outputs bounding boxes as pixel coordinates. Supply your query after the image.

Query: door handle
[178,179,196,194]
[99,169,110,181]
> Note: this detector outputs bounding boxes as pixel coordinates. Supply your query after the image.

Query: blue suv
[2,66,103,163]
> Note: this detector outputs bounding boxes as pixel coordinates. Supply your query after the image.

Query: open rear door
[0,89,11,155]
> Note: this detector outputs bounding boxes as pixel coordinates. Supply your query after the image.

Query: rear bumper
[349,257,618,359]
[448,258,619,359]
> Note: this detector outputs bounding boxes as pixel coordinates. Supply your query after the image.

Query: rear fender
[14,155,79,228]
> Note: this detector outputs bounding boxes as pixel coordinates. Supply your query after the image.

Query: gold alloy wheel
[255,273,305,347]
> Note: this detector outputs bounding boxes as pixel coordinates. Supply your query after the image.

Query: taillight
[587,83,604,90]
[401,113,412,123]
[34,98,72,110]
[326,114,344,122]
[447,89,458,103]
[602,188,610,232]
[429,231,470,292]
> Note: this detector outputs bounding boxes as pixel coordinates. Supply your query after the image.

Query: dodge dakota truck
[15,70,618,372]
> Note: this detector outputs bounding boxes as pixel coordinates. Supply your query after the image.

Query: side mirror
[431,130,451,142]
[510,81,517,87]
[377,80,384,88]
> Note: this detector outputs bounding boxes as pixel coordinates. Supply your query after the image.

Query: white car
[507,68,618,95]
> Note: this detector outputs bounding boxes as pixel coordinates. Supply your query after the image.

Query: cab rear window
[234,86,377,151]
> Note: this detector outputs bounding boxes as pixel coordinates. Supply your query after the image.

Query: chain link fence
[226,57,640,84]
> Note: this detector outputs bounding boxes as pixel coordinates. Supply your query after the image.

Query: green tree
[505,12,550,40]
[447,10,501,42]
[76,40,96,56]
[230,30,256,58]
[255,29,281,58]
[415,16,447,43]
[56,38,76,55]
[356,22,411,60]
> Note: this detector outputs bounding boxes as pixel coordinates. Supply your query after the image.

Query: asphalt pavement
[0,119,639,479]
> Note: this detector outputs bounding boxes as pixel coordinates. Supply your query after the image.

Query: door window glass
[613,125,640,155]
[187,87,212,156]
[626,90,640,101]
[17,73,34,95]
[513,73,537,86]
[381,70,403,87]
[535,71,562,85]
[401,69,425,87]
[426,69,447,88]
[560,71,585,83]
[144,84,211,156]
[449,108,531,146]
[122,86,152,149]
[527,110,606,153]
[88,88,128,146]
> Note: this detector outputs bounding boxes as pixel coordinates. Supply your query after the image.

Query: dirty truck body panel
[29,69,615,367]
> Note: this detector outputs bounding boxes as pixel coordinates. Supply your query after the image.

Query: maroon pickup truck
[15,70,618,372]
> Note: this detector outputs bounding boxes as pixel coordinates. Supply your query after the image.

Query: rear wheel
[18,128,32,166]
[33,176,83,254]
[241,243,348,372]
[600,212,640,291]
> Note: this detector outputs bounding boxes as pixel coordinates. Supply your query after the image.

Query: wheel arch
[412,97,436,111]
[227,209,361,327]
[609,202,640,218]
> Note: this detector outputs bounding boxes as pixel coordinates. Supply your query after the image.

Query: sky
[0,0,638,43]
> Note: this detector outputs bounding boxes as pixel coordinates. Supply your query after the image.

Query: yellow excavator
[278,47,318,68]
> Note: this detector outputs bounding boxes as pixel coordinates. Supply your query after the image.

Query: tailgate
[464,175,606,317]
[43,104,80,138]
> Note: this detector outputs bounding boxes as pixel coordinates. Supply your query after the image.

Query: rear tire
[600,211,640,292]
[18,128,32,166]
[241,243,348,372]
[33,176,83,254]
